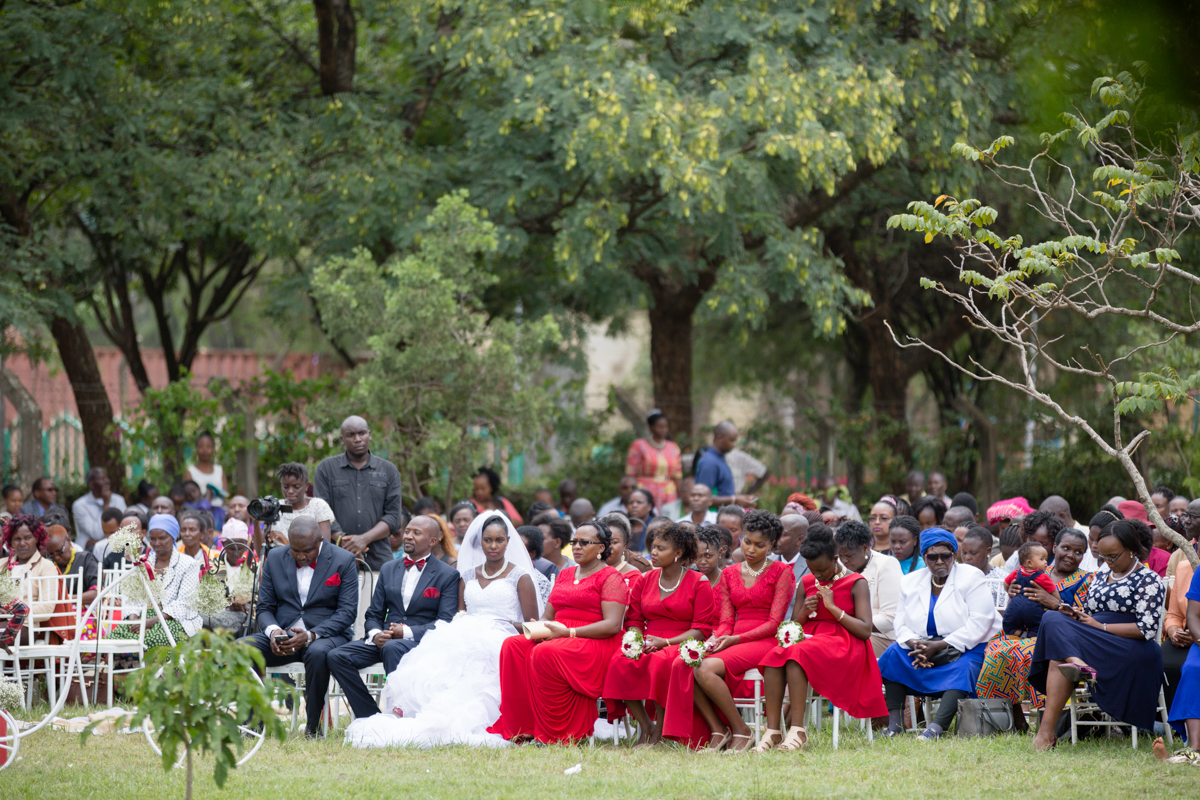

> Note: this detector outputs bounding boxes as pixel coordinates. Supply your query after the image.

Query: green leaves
[82,630,288,790]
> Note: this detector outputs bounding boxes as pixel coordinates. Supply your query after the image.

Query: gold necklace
[743,560,768,578]
[658,568,683,594]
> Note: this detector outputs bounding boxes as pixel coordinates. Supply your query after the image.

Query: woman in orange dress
[754,525,887,751]
[662,510,794,751]
[625,410,683,512]
[488,519,629,744]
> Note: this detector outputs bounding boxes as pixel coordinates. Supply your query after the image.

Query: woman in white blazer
[876,527,1002,740]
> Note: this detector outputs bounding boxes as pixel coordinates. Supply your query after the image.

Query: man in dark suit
[327,515,459,719]
[775,514,811,619]
[242,516,358,737]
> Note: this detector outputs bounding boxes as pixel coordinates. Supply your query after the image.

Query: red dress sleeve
[690,574,717,638]
[737,563,796,643]
[599,568,630,605]
[715,567,736,638]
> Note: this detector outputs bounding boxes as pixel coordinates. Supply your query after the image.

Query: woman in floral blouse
[1030,520,1166,751]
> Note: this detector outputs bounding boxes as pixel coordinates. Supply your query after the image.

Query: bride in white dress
[344,513,542,748]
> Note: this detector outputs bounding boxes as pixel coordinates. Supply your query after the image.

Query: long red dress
[604,569,716,710]
[661,560,795,747]
[488,565,629,743]
[758,572,888,718]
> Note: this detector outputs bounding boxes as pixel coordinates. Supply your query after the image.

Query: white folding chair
[1067,685,1171,748]
[87,572,150,708]
[803,686,874,749]
[17,573,87,708]
[327,661,389,729]
[732,669,765,745]
[265,662,311,733]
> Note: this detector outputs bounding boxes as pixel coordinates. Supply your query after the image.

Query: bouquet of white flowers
[621,629,645,660]
[195,574,231,618]
[0,678,22,713]
[776,620,805,647]
[0,572,17,607]
[225,564,254,605]
[679,637,706,667]
[108,524,145,562]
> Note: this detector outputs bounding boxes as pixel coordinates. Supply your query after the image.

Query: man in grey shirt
[313,416,403,572]
[71,467,126,550]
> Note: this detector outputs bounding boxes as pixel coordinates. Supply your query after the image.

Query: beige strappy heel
[724,732,754,753]
[751,729,783,752]
[779,725,808,751]
[705,730,732,751]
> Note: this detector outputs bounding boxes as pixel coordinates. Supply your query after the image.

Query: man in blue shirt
[694,421,757,509]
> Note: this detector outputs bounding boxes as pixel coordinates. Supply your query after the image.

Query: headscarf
[222,518,249,542]
[986,501,1026,526]
[149,513,181,541]
[1116,500,1148,523]
[785,493,818,512]
[919,526,959,555]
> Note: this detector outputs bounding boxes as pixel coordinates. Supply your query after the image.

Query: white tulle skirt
[343,613,517,749]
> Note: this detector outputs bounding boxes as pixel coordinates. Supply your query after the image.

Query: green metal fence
[1,412,89,485]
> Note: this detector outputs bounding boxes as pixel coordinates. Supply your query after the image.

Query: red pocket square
[422,587,440,599]
[325,573,342,587]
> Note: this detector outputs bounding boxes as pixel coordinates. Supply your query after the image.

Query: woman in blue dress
[1166,561,1200,763]
[878,527,1003,740]
[1031,519,1166,751]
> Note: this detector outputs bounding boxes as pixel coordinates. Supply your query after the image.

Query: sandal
[1058,663,1098,684]
[1166,747,1200,765]
[778,725,808,752]
[723,733,754,754]
[751,729,782,753]
[705,730,732,752]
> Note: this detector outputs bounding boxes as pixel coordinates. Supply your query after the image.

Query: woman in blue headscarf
[877,527,1003,740]
[107,513,202,662]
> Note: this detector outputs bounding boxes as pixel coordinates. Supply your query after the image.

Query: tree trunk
[312,0,356,95]
[860,310,913,476]
[955,395,1000,509]
[0,366,45,491]
[48,316,125,491]
[645,269,715,446]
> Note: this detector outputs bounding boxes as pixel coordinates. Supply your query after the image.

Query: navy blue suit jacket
[256,543,359,640]
[363,556,458,642]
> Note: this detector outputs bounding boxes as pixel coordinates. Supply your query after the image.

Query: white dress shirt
[677,510,717,526]
[266,542,322,639]
[71,491,127,547]
[366,556,428,642]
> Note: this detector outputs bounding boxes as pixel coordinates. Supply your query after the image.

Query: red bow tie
[296,560,313,570]
[403,557,427,571]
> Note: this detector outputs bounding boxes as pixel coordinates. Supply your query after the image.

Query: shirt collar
[299,541,324,569]
[778,551,800,565]
[339,451,376,469]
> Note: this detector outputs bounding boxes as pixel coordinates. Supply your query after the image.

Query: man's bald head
[45,526,72,569]
[340,415,371,457]
[943,506,974,532]
[569,498,595,527]
[289,516,320,545]
[404,515,440,559]
[776,514,808,560]
[1039,495,1072,526]
[713,421,738,453]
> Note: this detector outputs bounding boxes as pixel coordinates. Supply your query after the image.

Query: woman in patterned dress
[625,410,683,512]
[975,526,1094,728]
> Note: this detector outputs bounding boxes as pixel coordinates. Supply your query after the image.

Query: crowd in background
[2,409,1199,764]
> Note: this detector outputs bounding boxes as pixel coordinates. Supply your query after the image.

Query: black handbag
[919,636,963,667]
[956,698,1016,737]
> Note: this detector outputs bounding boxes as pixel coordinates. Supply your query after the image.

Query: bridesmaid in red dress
[603,514,644,596]
[754,525,887,752]
[604,523,716,745]
[488,519,629,744]
[662,510,795,752]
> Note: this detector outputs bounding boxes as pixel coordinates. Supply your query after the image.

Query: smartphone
[273,632,289,645]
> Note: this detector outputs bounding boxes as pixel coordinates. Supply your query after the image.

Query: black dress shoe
[304,731,325,741]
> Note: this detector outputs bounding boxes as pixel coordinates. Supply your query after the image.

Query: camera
[247,495,292,525]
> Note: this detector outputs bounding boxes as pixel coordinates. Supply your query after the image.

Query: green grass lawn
[1,707,1196,799]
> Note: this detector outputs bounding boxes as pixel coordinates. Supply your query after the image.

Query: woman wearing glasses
[489,519,629,744]
[877,527,1003,740]
[1030,519,1166,751]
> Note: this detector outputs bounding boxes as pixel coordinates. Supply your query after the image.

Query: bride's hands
[544,621,570,639]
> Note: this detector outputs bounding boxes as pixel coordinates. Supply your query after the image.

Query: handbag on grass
[956,698,1015,737]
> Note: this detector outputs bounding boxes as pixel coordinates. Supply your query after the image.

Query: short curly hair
[1021,510,1064,544]
[741,509,783,545]
[574,518,614,561]
[3,514,47,551]
[653,522,699,563]
[834,520,872,550]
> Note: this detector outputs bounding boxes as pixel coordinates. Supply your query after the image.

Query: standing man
[327,515,459,719]
[313,416,403,572]
[774,514,811,618]
[926,471,951,509]
[694,422,757,509]
[900,470,926,505]
[71,468,126,551]
[20,477,58,518]
[242,517,358,738]
[557,479,578,517]
[598,476,637,516]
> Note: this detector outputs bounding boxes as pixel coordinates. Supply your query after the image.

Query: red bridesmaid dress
[604,568,716,714]
[758,571,888,718]
[661,560,795,747]
[488,565,629,743]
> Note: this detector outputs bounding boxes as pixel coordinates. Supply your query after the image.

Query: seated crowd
[2,414,1199,765]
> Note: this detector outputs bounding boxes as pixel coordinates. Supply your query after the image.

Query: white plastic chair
[732,668,765,745]
[804,686,874,749]
[1067,685,1171,748]
[85,569,151,708]
[16,573,86,708]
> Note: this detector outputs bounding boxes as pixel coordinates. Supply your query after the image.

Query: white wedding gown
[343,569,530,749]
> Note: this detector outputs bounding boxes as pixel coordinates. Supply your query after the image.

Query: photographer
[269,463,335,544]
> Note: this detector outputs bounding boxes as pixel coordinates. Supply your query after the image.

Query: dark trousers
[241,633,348,734]
[1163,639,1192,710]
[327,638,418,719]
[883,679,967,731]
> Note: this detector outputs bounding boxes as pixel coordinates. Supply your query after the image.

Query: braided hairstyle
[888,515,922,572]
[741,509,784,545]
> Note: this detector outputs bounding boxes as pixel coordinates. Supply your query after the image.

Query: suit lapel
[405,559,437,613]
[283,551,301,606]
[304,545,334,608]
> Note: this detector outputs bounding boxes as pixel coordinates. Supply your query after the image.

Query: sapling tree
[887,72,1200,566]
